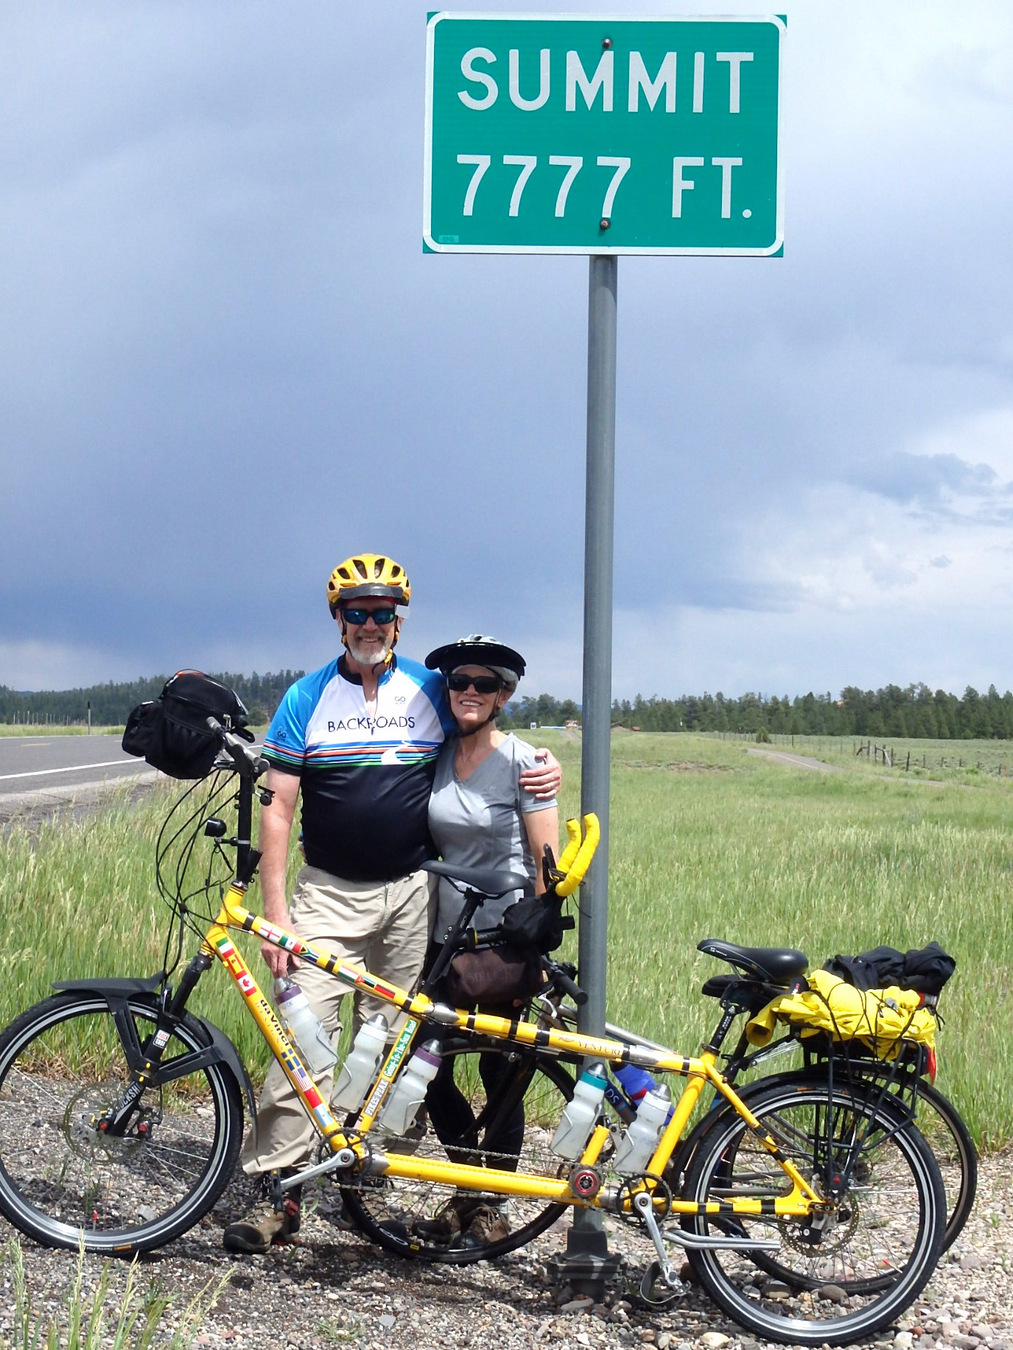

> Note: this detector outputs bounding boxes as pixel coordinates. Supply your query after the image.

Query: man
[223,552,560,1253]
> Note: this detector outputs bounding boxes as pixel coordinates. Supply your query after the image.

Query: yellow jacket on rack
[747,969,938,1059]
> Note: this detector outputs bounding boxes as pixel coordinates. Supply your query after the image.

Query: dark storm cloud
[2,1,1013,698]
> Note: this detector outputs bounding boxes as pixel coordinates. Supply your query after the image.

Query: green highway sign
[424,13,784,256]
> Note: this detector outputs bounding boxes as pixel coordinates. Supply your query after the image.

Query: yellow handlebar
[555,817,583,874]
[554,813,600,898]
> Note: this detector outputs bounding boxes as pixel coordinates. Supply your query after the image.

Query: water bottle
[378,1040,442,1136]
[611,1082,673,1173]
[551,1062,607,1160]
[612,1062,659,1107]
[332,1014,389,1111]
[273,977,338,1076]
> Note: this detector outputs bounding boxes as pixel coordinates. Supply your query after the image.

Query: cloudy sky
[3,1,1012,702]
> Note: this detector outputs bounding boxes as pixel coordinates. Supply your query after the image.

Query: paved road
[0,734,157,823]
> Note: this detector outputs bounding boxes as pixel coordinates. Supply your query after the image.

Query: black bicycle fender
[50,978,257,1124]
[53,974,165,997]
[196,1016,258,1125]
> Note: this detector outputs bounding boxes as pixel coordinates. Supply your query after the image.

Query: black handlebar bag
[122,671,250,779]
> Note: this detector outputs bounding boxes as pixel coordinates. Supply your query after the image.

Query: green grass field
[0,731,1008,1149]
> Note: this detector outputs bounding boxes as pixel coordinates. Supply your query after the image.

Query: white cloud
[728,406,1013,614]
[604,403,1013,700]
[911,406,1013,481]
[617,595,1013,704]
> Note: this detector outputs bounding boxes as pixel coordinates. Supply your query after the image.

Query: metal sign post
[423,10,784,1295]
[561,252,620,1287]
[578,254,617,1044]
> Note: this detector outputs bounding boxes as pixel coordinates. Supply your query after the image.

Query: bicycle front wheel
[681,1079,945,1347]
[0,992,243,1253]
[341,1041,574,1263]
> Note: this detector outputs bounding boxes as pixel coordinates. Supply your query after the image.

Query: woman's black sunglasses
[447,674,503,694]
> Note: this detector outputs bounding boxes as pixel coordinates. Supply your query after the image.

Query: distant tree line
[500,692,582,730]
[503,683,1013,741]
[0,671,304,727]
[6,674,1013,741]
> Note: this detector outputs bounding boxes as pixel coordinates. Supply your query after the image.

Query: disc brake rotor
[62,1083,148,1162]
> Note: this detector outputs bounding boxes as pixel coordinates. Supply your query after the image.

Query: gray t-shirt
[427,733,557,940]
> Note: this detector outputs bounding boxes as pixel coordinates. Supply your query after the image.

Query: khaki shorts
[241,865,435,1176]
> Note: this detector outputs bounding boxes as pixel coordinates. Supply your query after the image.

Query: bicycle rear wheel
[729,1063,976,1261]
[681,1079,945,1346]
[0,992,243,1253]
[910,1078,976,1251]
[735,1068,976,1291]
[341,1040,573,1263]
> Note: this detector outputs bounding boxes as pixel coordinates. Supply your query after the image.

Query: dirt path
[746,747,842,773]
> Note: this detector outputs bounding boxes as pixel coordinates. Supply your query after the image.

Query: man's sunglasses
[340,606,397,626]
[447,674,503,694]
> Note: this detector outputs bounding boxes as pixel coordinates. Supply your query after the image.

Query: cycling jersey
[262,654,456,882]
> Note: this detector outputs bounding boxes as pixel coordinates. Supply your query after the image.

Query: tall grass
[548,731,1011,1149]
[0,779,278,1078]
[0,735,1009,1147]
[3,1235,230,1349]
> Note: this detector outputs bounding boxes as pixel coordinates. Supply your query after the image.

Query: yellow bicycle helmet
[326,553,411,615]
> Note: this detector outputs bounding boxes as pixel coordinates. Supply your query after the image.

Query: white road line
[0,760,141,783]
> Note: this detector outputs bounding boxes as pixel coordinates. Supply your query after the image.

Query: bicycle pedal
[639,1260,686,1307]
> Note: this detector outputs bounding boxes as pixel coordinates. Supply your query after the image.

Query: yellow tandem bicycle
[0,721,947,1347]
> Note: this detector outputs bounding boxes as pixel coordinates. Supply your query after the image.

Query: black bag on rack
[824,941,955,997]
[122,670,250,780]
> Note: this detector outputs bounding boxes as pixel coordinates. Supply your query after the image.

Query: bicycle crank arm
[278,1146,359,1189]
[633,1190,684,1293]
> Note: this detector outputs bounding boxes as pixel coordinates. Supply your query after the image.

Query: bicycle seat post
[422,886,488,994]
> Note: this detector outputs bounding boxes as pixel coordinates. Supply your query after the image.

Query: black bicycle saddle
[698,938,809,984]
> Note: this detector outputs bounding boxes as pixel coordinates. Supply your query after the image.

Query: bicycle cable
[153,767,245,975]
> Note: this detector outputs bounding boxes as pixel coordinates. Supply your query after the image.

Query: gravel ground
[1,1154,1010,1350]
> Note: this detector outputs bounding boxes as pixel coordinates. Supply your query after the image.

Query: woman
[418,634,559,1250]
[426,634,559,944]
